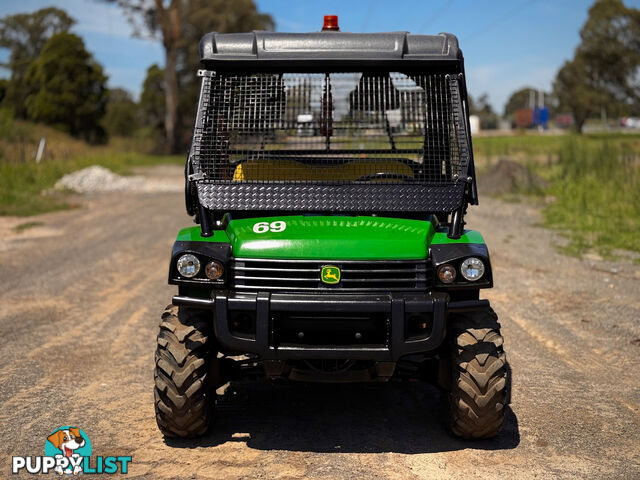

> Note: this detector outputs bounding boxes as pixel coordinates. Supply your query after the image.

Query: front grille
[231,258,428,292]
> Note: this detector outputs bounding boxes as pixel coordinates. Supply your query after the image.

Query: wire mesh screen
[192,71,468,184]
[191,70,470,213]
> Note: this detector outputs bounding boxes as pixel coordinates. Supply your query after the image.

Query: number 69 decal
[252,221,287,234]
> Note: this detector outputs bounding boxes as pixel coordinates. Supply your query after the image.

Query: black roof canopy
[199,31,461,68]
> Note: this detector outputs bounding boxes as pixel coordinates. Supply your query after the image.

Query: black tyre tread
[448,308,509,439]
[154,305,214,438]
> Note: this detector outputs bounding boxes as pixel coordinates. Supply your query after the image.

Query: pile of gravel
[55,166,145,193]
[55,165,182,194]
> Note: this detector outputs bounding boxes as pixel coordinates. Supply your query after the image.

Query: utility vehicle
[154,16,510,440]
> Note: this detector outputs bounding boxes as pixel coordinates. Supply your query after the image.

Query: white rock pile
[55,166,181,194]
[55,166,144,193]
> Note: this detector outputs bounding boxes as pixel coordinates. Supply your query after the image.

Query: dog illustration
[47,428,85,475]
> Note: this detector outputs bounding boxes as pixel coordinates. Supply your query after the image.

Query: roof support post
[199,204,214,237]
[448,204,464,239]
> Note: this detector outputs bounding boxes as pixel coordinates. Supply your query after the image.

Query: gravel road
[1,165,639,479]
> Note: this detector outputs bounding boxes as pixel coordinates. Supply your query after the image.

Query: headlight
[437,264,457,284]
[460,257,485,281]
[176,254,200,278]
[205,260,224,280]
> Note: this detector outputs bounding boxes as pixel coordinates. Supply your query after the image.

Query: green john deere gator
[154,16,510,440]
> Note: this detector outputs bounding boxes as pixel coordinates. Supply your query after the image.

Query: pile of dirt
[478,158,550,196]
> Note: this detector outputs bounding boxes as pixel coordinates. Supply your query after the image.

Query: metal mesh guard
[191,71,470,213]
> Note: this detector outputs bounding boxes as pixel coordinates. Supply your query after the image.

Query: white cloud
[69,0,156,42]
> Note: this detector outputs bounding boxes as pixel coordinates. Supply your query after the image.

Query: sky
[1,0,639,112]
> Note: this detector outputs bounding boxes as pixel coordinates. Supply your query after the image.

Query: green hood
[175,217,486,260]
[226,216,434,260]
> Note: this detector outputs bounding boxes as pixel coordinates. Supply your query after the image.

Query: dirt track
[1,165,639,479]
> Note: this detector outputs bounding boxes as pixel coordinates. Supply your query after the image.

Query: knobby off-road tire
[448,308,509,439]
[154,305,217,437]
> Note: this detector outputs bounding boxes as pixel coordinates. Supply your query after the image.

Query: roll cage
[185,31,478,239]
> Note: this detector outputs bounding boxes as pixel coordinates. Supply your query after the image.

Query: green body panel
[227,216,434,260]
[431,229,485,244]
[175,217,485,260]
[176,226,230,243]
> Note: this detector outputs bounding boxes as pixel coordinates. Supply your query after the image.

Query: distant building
[469,115,480,134]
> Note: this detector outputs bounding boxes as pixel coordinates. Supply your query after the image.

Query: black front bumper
[173,291,489,361]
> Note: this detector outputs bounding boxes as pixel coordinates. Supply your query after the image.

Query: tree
[554,55,606,133]
[176,0,274,144]
[25,32,108,143]
[103,88,139,136]
[553,0,640,132]
[0,78,7,105]
[111,0,273,153]
[103,0,179,152]
[0,7,75,117]
[139,64,165,134]
[469,93,499,129]
[579,0,640,106]
[503,87,537,118]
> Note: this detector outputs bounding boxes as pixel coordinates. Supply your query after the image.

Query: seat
[232,159,414,182]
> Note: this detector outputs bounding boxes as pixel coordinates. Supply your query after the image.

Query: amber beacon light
[322,15,340,31]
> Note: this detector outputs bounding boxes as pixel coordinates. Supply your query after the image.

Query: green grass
[14,221,43,232]
[0,113,182,216]
[477,133,640,257]
[474,133,568,158]
[540,139,640,257]
[473,131,640,164]
[0,152,183,216]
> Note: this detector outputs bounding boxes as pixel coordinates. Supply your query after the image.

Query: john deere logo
[321,265,341,285]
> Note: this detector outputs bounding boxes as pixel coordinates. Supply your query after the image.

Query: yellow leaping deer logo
[321,265,341,285]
